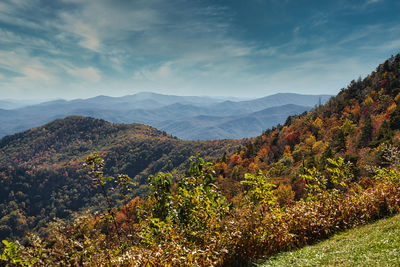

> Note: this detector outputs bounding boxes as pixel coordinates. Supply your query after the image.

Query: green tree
[358,114,373,148]
[148,172,172,221]
[240,171,276,206]
[390,105,400,130]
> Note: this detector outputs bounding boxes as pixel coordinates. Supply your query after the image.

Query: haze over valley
[0,92,331,140]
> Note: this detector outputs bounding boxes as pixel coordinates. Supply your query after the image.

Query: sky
[0,0,399,100]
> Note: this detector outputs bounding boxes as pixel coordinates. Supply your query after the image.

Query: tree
[370,120,393,147]
[333,129,346,152]
[358,114,373,148]
[390,104,400,130]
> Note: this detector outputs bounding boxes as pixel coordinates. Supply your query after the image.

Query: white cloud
[57,0,165,53]
[360,38,400,52]
[0,28,59,55]
[59,12,101,52]
[338,25,382,45]
[366,0,382,4]
[21,66,55,81]
[67,67,101,82]
[0,0,399,100]
[1,0,254,90]
[0,50,55,81]
[0,58,60,99]
[132,62,181,89]
[256,47,279,56]
[57,0,247,61]
[0,1,50,31]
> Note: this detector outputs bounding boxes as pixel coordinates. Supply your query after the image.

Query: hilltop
[0,116,242,240]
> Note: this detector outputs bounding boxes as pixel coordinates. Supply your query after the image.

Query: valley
[0,116,243,240]
[0,93,330,140]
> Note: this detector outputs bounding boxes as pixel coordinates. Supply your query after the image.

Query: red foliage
[283,133,299,147]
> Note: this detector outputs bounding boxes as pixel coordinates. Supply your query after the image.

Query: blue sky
[0,0,399,99]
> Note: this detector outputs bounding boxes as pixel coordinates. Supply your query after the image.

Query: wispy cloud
[67,66,102,82]
[21,66,55,82]
[59,13,101,52]
[0,0,399,99]
[366,0,383,4]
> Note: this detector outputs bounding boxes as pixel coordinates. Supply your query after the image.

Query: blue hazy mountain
[154,104,311,139]
[0,92,331,139]
[0,99,47,110]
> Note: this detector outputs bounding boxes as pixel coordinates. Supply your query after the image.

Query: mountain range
[0,92,331,140]
[1,53,400,266]
[0,99,45,110]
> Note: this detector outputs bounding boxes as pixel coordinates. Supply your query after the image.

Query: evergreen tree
[358,114,373,148]
[390,105,400,130]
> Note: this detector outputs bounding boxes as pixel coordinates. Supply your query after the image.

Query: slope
[214,53,400,197]
[260,213,400,266]
[0,116,242,240]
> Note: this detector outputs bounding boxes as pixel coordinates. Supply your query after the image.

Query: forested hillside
[0,116,242,240]
[213,53,400,198]
[2,54,400,266]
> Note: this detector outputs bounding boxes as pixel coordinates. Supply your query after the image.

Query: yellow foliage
[305,135,316,147]
[370,90,376,98]
[363,95,374,106]
[248,162,258,174]
[313,117,323,129]
[274,184,295,207]
[283,145,291,157]
[395,92,400,103]
[341,119,357,135]
[312,141,326,154]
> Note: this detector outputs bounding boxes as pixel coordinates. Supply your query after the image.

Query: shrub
[2,155,400,266]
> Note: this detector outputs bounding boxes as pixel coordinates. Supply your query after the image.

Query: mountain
[0,99,46,110]
[0,92,330,139]
[213,53,400,197]
[18,92,223,111]
[0,116,243,240]
[155,104,311,140]
[2,55,400,267]
[206,93,331,115]
[238,93,330,110]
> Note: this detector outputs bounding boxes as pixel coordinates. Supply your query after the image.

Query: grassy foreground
[259,213,400,267]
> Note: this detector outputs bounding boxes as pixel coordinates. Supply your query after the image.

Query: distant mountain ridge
[155,104,311,139]
[0,92,331,140]
[206,93,330,114]
[0,99,46,110]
